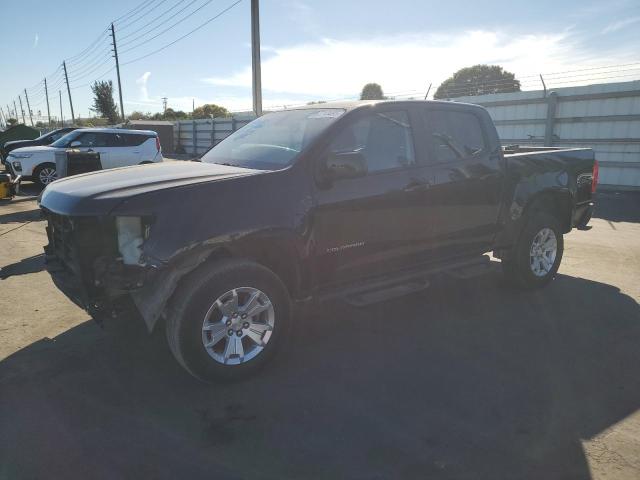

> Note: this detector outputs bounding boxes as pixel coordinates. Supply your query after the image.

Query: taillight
[591,160,599,194]
[155,136,161,152]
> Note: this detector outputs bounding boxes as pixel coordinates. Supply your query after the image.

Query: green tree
[128,111,149,120]
[162,108,189,120]
[7,118,18,126]
[192,103,229,119]
[360,83,384,100]
[91,80,119,123]
[434,65,520,99]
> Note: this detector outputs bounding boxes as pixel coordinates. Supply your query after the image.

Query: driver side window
[75,132,108,148]
[329,110,415,173]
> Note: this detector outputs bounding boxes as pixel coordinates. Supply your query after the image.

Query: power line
[116,0,168,31]
[121,0,243,65]
[120,0,219,53]
[112,0,157,23]
[118,0,191,41]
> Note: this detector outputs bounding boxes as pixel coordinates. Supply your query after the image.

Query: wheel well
[524,191,572,233]
[179,245,298,298]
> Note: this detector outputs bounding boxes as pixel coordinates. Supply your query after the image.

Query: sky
[0,0,639,122]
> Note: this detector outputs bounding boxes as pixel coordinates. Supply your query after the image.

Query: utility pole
[44,78,52,126]
[7,104,12,120]
[24,89,34,126]
[62,61,75,124]
[251,0,262,116]
[59,90,64,127]
[0,107,5,128]
[13,101,18,120]
[18,96,26,124]
[162,97,167,113]
[111,23,126,122]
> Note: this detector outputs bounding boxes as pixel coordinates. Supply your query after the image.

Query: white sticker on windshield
[306,109,344,119]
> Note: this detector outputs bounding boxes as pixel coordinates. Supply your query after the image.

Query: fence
[451,80,640,189]
[174,115,255,156]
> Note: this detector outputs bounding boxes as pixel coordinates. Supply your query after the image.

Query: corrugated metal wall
[453,80,640,188]
[174,115,255,156]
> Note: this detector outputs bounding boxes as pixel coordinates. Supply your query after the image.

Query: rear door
[402,105,504,262]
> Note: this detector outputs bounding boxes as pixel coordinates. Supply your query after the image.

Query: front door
[73,131,112,168]
[311,106,419,287]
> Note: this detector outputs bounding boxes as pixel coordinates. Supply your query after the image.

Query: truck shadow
[1,272,639,479]
[594,191,640,223]
[0,253,45,279]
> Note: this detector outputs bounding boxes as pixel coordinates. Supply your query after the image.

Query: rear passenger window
[425,110,486,163]
[122,134,152,147]
[329,110,415,173]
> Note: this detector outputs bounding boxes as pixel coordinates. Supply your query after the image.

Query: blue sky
[1,0,639,121]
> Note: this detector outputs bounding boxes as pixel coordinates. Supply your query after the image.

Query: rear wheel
[166,259,291,382]
[502,212,564,289]
[33,162,57,188]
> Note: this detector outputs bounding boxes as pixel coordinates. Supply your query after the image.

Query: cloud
[136,72,152,101]
[33,34,39,48]
[202,29,634,99]
[124,94,304,113]
[602,16,640,34]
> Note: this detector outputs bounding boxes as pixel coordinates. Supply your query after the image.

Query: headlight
[116,216,145,265]
[10,153,32,159]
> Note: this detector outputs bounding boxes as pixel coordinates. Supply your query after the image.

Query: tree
[192,103,229,119]
[7,118,18,126]
[162,108,189,120]
[91,80,119,123]
[360,83,385,100]
[128,111,149,120]
[434,64,520,99]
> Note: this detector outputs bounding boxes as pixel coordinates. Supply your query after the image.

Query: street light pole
[44,78,52,126]
[24,88,34,126]
[111,23,126,123]
[59,90,64,127]
[62,61,75,124]
[18,96,26,124]
[251,0,262,116]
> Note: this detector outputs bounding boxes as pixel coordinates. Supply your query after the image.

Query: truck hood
[40,161,263,216]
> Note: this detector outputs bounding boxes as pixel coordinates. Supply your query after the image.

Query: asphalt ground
[1,183,639,480]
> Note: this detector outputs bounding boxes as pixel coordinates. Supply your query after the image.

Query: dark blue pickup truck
[39,100,597,382]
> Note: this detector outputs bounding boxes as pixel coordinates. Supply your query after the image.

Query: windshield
[201,108,345,170]
[50,130,83,148]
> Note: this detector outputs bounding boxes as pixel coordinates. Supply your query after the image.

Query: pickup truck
[39,100,597,382]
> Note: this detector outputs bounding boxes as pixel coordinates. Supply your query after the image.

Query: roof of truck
[73,127,157,135]
[283,99,483,112]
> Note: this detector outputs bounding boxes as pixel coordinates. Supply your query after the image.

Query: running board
[444,255,497,280]
[346,278,430,307]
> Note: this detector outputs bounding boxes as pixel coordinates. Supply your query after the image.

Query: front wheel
[502,212,564,289]
[33,162,57,188]
[165,259,291,382]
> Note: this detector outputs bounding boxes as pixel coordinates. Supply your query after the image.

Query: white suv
[6,128,163,187]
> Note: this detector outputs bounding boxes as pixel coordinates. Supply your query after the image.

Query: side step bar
[319,255,497,307]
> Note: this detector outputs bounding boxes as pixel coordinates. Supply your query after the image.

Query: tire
[166,259,291,382]
[502,212,564,289]
[33,162,57,188]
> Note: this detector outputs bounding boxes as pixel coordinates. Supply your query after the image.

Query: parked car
[7,128,163,187]
[39,100,597,382]
[1,127,77,166]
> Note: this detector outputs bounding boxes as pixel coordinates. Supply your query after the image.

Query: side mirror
[69,140,82,148]
[325,151,367,180]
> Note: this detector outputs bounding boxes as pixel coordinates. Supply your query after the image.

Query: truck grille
[45,212,78,273]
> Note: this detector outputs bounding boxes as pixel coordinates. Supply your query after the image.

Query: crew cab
[39,100,597,382]
[7,128,163,187]
[1,127,77,165]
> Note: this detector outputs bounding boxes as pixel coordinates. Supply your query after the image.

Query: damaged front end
[42,209,160,325]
